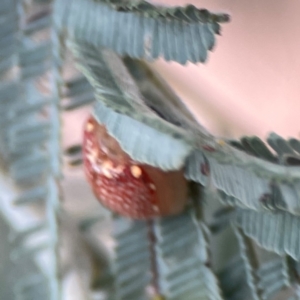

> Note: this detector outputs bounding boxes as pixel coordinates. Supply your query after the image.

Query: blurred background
[151,0,300,139]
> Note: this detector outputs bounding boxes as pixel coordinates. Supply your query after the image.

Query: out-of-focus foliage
[0,0,62,299]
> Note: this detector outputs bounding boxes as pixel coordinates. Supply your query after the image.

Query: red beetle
[83,115,188,219]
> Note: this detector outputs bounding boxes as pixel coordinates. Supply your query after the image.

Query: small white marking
[149,183,156,190]
[101,161,114,178]
[115,165,125,173]
[93,164,101,173]
[86,122,94,132]
[130,165,142,178]
[86,148,98,163]
[152,205,159,212]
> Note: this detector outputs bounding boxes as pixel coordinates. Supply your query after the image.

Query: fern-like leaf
[207,156,272,211]
[235,209,300,261]
[55,0,229,64]
[93,101,192,170]
[218,226,261,300]
[0,1,63,299]
[186,134,300,217]
[153,210,224,300]
[69,35,300,189]
[62,75,95,110]
[70,40,194,170]
[256,257,291,300]
[112,217,152,300]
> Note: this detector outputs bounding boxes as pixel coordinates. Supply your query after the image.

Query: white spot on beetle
[130,165,142,178]
[149,183,156,190]
[86,122,94,132]
[152,205,159,212]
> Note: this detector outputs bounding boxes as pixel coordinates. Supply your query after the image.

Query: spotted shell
[83,115,188,219]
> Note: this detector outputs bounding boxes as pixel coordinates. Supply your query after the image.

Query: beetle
[83,115,188,219]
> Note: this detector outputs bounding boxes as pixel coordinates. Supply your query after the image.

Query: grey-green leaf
[256,257,291,300]
[154,210,224,300]
[218,226,261,300]
[235,209,300,261]
[94,101,192,170]
[55,0,229,64]
[71,40,194,170]
[112,217,152,300]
